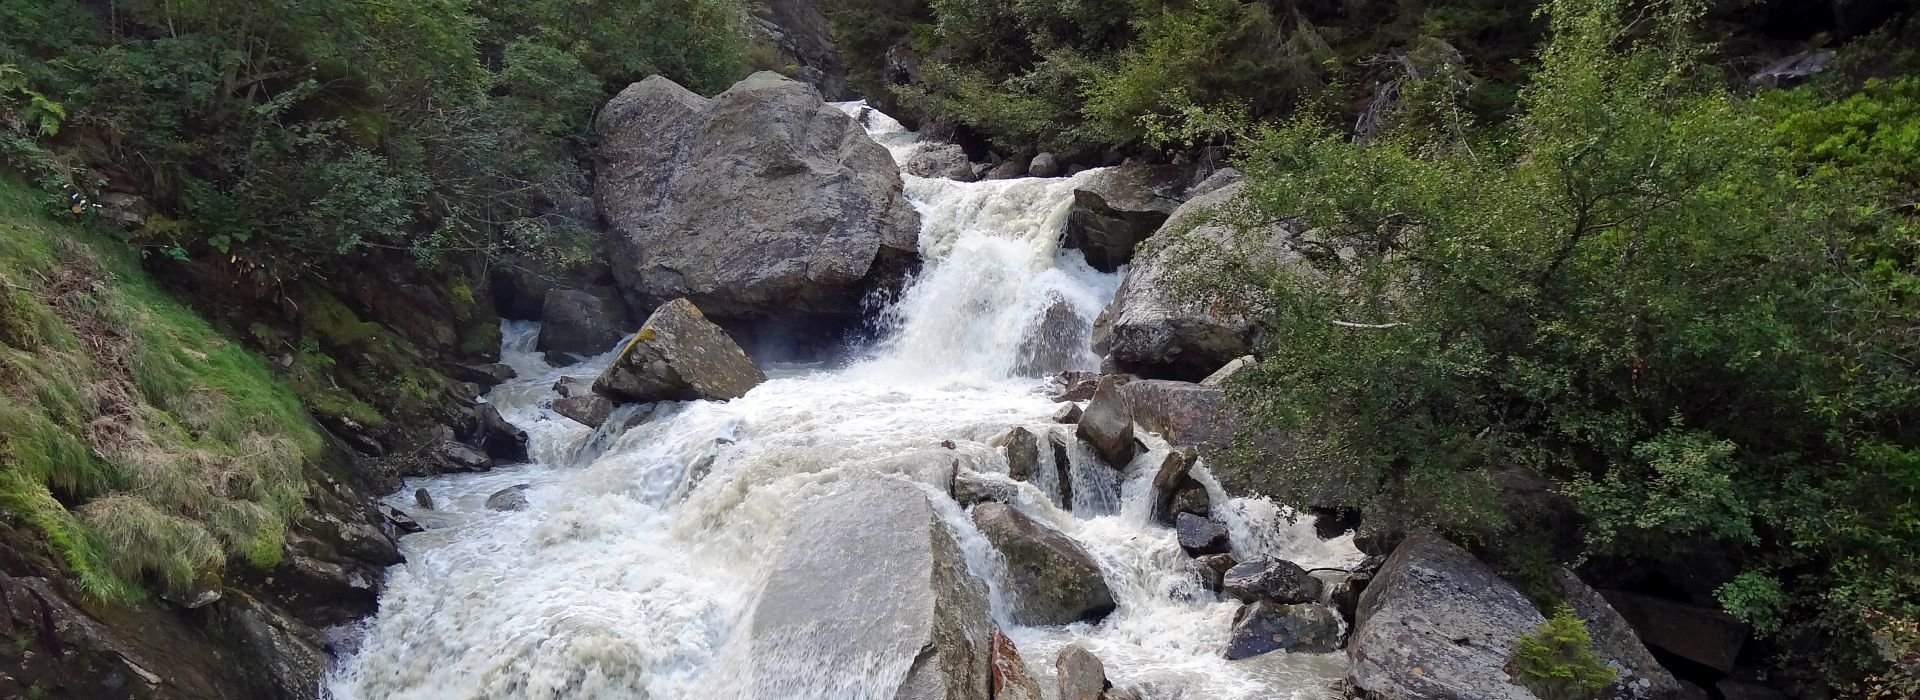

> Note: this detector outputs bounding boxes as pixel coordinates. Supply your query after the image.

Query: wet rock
[1062,162,1185,272]
[1600,589,1747,674]
[466,404,529,463]
[448,362,518,387]
[996,427,1043,482]
[1048,371,1101,402]
[749,478,993,699]
[1313,569,1371,626]
[553,393,616,428]
[752,0,850,99]
[485,484,532,512]
[1056,644,1111,700]
[971,503,1115,625]
[552,375,588,398]
[1029,152,1061,178]
[1050,432,1074,510]
[984,157,1029,181]
[1346,533,1543,699]
[1077,375,1136,468]
[1226,601,1343,658]
[1200,355,1255,386]
[375,503,424,534]
[952,470,1021,506]
[1052,403,1083,424]
[429,440,492,473]
[1194,553,1238,591]
[536,288,633,357]
[1015,293,1091,376]
[544,349,583,367]
[1151,448,1210,524]
[245,532,385,627]
[1353,525,1403,557]
[1175,512,1230,555]
[214,591,331,700]
[1093,181,1297,381]
[905,143,975,181]
[1556,571,1684,700]
[990,629,1044,700]
[1223,558,1322,604]
[595,72,919,320]
[593,298,767,402]
[414,488,434,510]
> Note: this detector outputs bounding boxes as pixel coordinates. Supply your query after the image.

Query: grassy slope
[0,179,320,601]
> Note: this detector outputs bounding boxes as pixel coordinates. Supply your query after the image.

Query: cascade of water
[326,103,1360,700]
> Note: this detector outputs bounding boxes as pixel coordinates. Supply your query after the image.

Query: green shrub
[1508,605,1616,700]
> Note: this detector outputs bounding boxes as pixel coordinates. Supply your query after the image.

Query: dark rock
[537,288,633,357]
[1029,152,1061,178]
[1048,371,1101,402]
[466,404,529,463]
[1223,558,1322,604]
[1015,293,1091,376]
[1717,681,1789,700]
[952,470,1020,506]
[984,157,1029,180]
[375,503,424,534]
[1175,512,1230,555]
[1077,375,1136,468]
[430,440,493,473]
[544,350,582,367]
[905,143,975,181]
[1050,432,1074,510]
[1056,644,1110,700]
[749,478,992,699]
[1151,448,1211,524]
[553,394,616,428]
[595,72,919,320]
[1600,589,1747,674]
[1314,569,1370,625]
[1353,525,1403,557]
[1555,571,1684,699]
[1199,355,1255,386]
[1194,553,1238,591]
[485,484,532,512]
[244,531,384,627]
[1347,533,1543,699]
[996,427,1042,482]
[971,503,1114,626]
[214,591,331,700]
[990,629,1044,700]
[414,488,434,510]
[448,362,517,387]
[1062,162,1186,272]
[753,0,850,98]
[552,375,588,398]
[1226,601,1343,658]
[1052,403,1083,424]
[1310,507,1362,540]
[593,298,767,402]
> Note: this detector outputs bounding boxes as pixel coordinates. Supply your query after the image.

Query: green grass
[0,178,321,600]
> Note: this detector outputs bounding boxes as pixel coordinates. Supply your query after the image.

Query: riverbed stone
[485,484,531,512]
[593,298,766,403]
[552,394,615,428]
[595,72,919,321]
[1052,403,1083,424]
[1226,601,1343,658]
[1175,512,1229,555]
[995,427,1042,483]
[1056,644,1110,700]
[951,470,1021,506]
[1346,532,1543,699]
[1194,553,1238,591]
[1223,558,1322,604]
[536,288,633,358]
[746,478,993,699]
[972,503,1114,625]
[1077,375,1135,468]
[465,404,529,463]
[990,629,1044,700]
[905,143,974,181]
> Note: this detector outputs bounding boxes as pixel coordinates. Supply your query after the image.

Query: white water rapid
[326,104,1362,700]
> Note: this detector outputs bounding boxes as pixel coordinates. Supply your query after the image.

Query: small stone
[1222,558,1323,604]
[952,470,1019,506]
[1052,403,1083,424]
[553,394,616,428]
[552,375,588,398]
[1056,644,1109,700]
[485,484,532,512]
[376,503,424,534]
[414,488,435,510]
[1175,512,1230,555]
[996,427,1042,482]
[1195,553,1238,591]
[1225,601,1342,658]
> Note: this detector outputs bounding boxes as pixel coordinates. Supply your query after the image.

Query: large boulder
[905,143,975,181]
[1062,163,1186,272]
[1092,181,1298,381]
[593,298,767,403]
[971,503,1115,626]
[594,72,919,321]
[464,404,529,463]
[1014,293,1092,376]
[551,393,615,428]
[1076,375,1136,468]
[536,287,634,358]
[1556,571,1685,700]
[1347,533,1542,699]
[995,427,1042,482]
[745,478,993,698]
[1175,512,1230,556]
[1056,645,1112,700]
[1226,601,1343,658]
[1222,558,1323,605]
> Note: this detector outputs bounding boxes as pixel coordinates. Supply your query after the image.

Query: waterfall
[325,104,1361,700]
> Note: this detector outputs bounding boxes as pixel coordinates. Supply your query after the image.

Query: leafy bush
[1508,605,1616,700]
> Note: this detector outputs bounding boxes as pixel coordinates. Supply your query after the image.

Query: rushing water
[326,104,1362,700]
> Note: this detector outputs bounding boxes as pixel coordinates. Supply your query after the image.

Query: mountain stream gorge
[324,104,1364,700]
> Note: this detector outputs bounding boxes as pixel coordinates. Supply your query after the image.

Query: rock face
[1175,512,1230,555]
[1223,558,1323,604]
[1077,375,1136,468]
[1347,533,1542,699]
[753,0,850,99]
[1226,601,1343,658]
[536,288,633,358]
[1556,571,1685,700]
[905,143,975,181]
[1093,182,1294,381]
[594,298,767,402]
[1062,163,1186,272]
[972,503,1115,626]
[1029,152,1061,178]
[1600,589,1747,674]
[594,72,919,321]
[747,478,993,699]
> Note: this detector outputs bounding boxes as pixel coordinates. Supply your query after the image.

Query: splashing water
[326,103,1361,700]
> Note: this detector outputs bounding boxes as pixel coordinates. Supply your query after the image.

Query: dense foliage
[0,0,748,276]
[827,0,1542,156]
[1177,0,1920,685]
